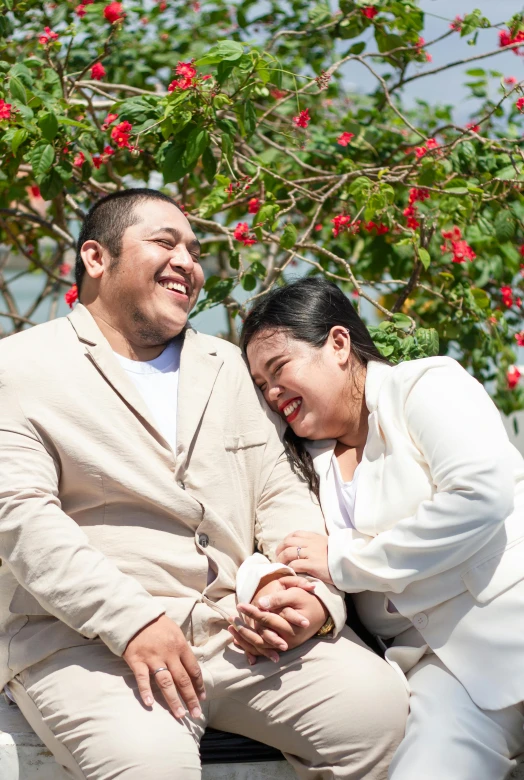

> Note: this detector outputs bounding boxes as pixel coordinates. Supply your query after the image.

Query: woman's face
[247,328,353,440]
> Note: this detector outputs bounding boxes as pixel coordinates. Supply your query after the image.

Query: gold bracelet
[316,615,335,637]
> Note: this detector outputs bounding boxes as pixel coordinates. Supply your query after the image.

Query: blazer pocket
[461,535,524,604]
[224,429,266,451]
[9,584,51,616]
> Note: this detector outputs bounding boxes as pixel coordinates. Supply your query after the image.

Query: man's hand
[123,614,205,719]
[276,530,333,584]
[229,575,328,664]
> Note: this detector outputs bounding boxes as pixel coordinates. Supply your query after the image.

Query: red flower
[103,2,124,23]
[158,0,167,9]
[59,263,72,276]
[248,197,260,214]
[466,122,480,133]
[331,214,353,237]
[498,29,524,55]
[73,151,86,167]
[516,97,524,111]
[363,221,389,234]
[92,155,103,169]
[270,89,286,100]
[64,284,79,308]
[507,365,521,389]
[337,131,354,146]
[450,15,463,31]
[111,120,132,148]
[176,61,197,79]
[75,4,87,17]
[192,1,200,10]
[505,76,518,84]
[361,7,378,19]
[440,227,475,263]
[425,138,439,149]
[404,206,420,230]
[38,26,59,45]
[233,222,257,246]
[501,285,514,307]
[91,63,106,81]
[201,74,212,81]
[314,224,322,231]
[168,76,195,91]
[515,331,524,347]
[293,109,310,129]
[0,99,12,120]
[408,187,430,205]
[102,112,118,130]
[414,147,426,158]
[29,185,42,199]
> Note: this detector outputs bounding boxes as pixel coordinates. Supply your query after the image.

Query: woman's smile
[279,396,303,423]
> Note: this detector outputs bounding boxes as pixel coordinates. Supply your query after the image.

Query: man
[0,188,407,779]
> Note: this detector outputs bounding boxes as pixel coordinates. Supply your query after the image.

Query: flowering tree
[1,1,524,413]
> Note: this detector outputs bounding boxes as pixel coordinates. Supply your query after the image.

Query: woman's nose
[267,385,282,403]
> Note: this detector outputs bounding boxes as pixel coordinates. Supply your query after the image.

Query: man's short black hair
[75,188,180,293]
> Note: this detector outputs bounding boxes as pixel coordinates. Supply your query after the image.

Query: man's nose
[169,245,194,271]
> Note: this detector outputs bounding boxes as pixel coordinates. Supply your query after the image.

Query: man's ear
[329,325,351,367]
[80,240,107,281]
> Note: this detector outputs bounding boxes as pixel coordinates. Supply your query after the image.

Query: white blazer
[237,356,524,710]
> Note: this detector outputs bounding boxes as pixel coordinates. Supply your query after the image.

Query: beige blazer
[0,304,345,689]
[308,358,524,710]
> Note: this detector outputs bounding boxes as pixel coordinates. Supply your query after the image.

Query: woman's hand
[276,531,333,584]
[228,574,317,664]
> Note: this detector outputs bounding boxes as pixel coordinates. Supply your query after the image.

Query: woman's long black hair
[241,277,389,497]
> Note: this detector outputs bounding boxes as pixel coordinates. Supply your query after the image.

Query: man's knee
[103,739,201,780]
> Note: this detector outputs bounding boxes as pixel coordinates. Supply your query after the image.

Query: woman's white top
[331,457,361,530]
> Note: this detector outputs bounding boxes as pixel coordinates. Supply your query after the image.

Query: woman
[234,277,524,780]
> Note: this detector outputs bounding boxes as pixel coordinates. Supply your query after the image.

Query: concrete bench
[2,696,523,779]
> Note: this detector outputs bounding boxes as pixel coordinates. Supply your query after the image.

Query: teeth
[159,280,187,293]
[283,399,301,417]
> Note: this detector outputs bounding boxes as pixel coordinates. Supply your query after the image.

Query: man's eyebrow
[147,227,201,253]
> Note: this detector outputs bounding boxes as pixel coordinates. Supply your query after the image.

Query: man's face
[97,199,205,346]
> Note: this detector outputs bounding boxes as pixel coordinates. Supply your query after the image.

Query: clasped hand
[229,573,328,665]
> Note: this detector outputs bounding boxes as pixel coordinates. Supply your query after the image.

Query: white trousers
[389,654,524,780]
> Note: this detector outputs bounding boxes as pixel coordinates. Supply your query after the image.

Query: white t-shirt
[332,455,361,529]
[114,340,181,454]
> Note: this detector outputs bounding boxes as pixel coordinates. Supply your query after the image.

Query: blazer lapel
[67,304,171,448]
[176,327,224,458]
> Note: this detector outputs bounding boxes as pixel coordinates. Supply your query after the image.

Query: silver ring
[296,546,302,559]
[152,667,169,676]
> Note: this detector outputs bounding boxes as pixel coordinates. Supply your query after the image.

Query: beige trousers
[8,626,407,780]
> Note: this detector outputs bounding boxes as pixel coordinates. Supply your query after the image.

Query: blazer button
[199,534,209,548]
[177,480,185,490]
[413,612,428,629]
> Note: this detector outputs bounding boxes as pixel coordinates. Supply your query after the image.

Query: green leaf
[229,251,240,270]
[182,127,209,169]
[196,40,244,66]
[444,187,468,195]
[39,169,63,200]
[28,143,55,181]
[391,313,412,330]
[348,41,366,55]
[10,128,28,156]
[162,144,186,184]
[9,75,27,105]
[202,145,217,184]
[415,328,439,357]
[280,223,297,250]
[242,100,257,139]
[38,111,59,141]
[60,118,93,131]
[494,210,516,242]
[471,288,490,309]
[418,248,431,269]
[241,273,257,291]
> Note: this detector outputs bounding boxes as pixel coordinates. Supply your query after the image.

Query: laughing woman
[235,277,524,780]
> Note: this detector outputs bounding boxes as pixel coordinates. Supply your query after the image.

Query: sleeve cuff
[237,552,294,603]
